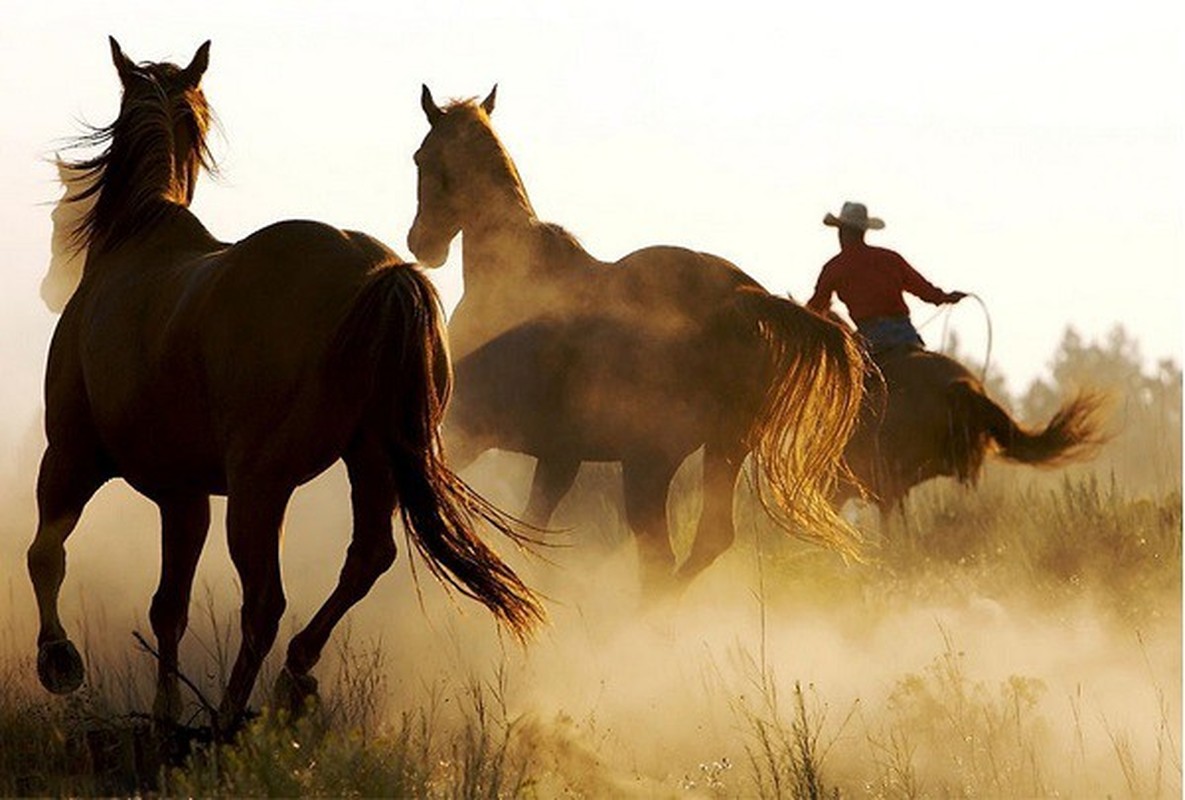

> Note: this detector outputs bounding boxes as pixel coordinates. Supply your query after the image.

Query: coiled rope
[917,292,994,383]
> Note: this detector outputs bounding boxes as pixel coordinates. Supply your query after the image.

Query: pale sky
[1,1,1181,453]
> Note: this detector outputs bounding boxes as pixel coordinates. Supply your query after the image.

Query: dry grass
[0,466,1178,797]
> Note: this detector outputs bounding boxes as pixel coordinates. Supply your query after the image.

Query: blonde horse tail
[333,263,544,639]
[735,289,868,560]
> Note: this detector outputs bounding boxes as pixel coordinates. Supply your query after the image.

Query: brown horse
[28,40,541,731]
[839,346,1103,517]
[407,86,868,591]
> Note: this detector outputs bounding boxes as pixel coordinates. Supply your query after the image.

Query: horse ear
[182,40,211,86]
[421,84,443,125]
[481,84,497,116]
[109,36,135,83]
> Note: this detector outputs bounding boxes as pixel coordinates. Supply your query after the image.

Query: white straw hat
[823,201,885,230]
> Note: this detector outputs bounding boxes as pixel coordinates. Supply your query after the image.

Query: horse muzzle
[407,219,456,269]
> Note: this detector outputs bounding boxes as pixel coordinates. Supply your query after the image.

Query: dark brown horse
[407,86,868,591]
[838,346,1102,516]
[28,40,541,731]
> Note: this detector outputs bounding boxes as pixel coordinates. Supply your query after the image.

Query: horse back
[450,310,741,461]
[608,245,759,310]
[877,348,977,394]
[70,219,404,493]
[452,243,757,359]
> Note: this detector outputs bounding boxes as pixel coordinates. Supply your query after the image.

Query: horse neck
[448,121,598,299]
[448,124,542,282]
[460,214,597,297]
[87,202,220,279]
[459,209,533,289]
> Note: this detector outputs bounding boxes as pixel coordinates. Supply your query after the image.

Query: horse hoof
[153,685,184,724]
[274,666,319,717]
[37,639,84,694]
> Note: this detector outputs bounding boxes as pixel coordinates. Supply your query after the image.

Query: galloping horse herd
[27,40,1102,733]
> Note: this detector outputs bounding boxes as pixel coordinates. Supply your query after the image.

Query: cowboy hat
[823,201,884,230]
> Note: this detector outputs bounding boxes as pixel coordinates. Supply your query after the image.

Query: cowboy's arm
[898,256,964,305]
[806,261,837,313]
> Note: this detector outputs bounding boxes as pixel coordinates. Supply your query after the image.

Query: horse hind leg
[217,481,292,733]
[280,439,398,717]
[149,493,211,723]
[27,443,110,694]
[677,442,744,582]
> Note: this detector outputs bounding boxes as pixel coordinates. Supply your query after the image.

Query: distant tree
[1019,325,1181,490]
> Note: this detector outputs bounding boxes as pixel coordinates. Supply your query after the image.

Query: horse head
[107,37,213,207]
[62,38,216,258]
[408,84,529,268]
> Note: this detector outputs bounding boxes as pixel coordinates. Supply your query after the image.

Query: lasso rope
[916,292,994,383]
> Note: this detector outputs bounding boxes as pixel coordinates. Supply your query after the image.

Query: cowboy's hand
[945,291,968,303]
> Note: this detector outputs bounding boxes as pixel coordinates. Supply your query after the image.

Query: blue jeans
[856,315,924,354]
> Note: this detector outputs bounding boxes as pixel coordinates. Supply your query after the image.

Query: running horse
[838,346,1103,518]
[29,40,541,731]
[407,86,867,591]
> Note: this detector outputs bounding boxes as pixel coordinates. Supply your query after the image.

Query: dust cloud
[3,52,1176,795]
[2,427,1177,795]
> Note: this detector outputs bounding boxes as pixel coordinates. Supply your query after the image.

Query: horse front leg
[677,442,744,582]
[523,455,580,528]
[280,439,397,716]
[149,493,211,723]
[218,482,292,733]
[27,443,110,695]
[622,452,681,600]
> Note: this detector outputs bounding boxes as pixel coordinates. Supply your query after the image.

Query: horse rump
[331,263,543,637]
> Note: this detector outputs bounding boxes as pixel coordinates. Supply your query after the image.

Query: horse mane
[440,98,535,218]
[41,159,97,311]
[62,61,215,256]
[431,97,598,274]
[534,220,596,267]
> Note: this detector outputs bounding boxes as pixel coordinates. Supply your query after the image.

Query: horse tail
[333,263,544,639]
[949,380,1105,472]
[734,289,868,560]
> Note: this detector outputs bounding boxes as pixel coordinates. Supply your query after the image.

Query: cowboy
[807,202,965,354]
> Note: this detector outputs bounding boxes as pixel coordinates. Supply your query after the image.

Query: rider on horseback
[807,202,966,355]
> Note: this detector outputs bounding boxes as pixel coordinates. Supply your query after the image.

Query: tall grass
[750,469,1181,629]
[0,594,535,797]
[862,626,1050,797]
[0,473,1178,797]
[732,668,850,800]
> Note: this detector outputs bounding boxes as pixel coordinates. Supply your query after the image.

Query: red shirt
[807,244,948,322]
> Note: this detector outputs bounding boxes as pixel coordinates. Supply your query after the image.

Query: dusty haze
[1,410,1178,794]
